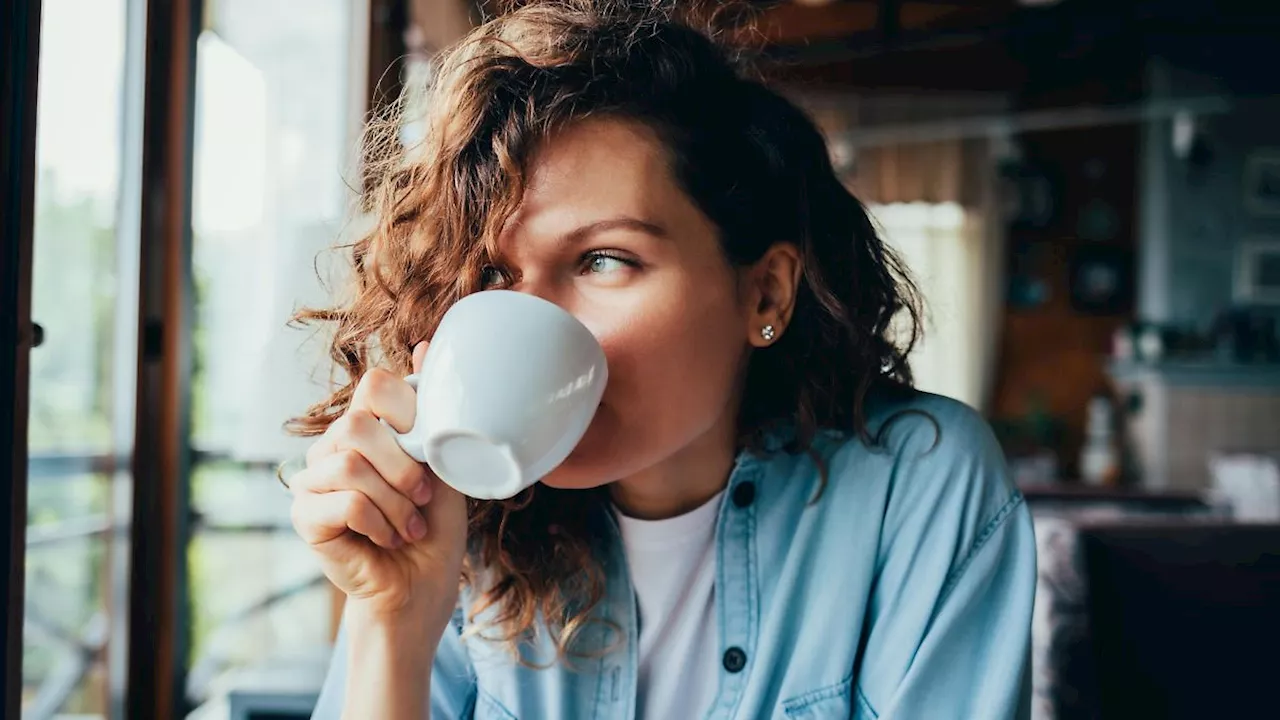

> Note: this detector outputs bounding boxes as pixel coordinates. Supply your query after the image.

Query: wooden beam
[751,2,879,44]
[900,2,972,28]
[765,42,1025,93]
[744,1,980,45]
[126,0,200,716]
[0,0,41,716]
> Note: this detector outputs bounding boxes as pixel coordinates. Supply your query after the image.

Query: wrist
[345,592,453,641]
[342,599,443,720]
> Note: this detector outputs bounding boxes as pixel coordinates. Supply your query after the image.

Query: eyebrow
[563,217,668,244]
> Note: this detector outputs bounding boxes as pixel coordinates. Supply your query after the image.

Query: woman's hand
[289,342,468,631]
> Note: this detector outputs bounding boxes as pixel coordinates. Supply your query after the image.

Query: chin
[538,445,619,491]
[538,413,634,491]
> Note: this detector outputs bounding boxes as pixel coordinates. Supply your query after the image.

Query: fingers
[291,450,428,545]
[292,489,400,551]
[349,367,417,433]
[307,409,433,505]
[295,352,436,556]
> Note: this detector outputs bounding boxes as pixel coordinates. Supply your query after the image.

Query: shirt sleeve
[311,606,478,720]
[855,396,1037,720]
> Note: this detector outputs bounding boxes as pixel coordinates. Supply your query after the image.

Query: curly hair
[289,0,921,662]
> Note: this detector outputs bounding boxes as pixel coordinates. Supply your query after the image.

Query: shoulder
[819,390,1023,563]
[863,389,1003,464]
[816,389,1008,483]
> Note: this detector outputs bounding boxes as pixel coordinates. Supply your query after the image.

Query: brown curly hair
[289,0,921,661]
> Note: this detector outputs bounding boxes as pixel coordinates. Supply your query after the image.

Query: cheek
[586,270,745,409]
[600,299,743,405]
[545,285,746,486]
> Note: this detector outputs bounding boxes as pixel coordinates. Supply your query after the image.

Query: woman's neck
[608,416,738,520]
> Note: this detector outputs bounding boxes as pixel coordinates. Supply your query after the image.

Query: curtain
[869,201,1003,412]
[850,137,1007,413]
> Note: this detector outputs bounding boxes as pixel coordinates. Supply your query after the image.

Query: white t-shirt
[613,491,725,720]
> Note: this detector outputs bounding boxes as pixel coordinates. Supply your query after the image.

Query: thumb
[412,341,429,375]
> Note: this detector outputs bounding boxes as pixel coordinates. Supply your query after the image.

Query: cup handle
[380,374,428,463]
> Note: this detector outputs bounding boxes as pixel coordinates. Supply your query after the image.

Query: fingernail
[412,480,433,505]
[407,512,427,541]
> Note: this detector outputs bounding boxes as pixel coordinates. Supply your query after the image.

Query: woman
[293,1,1036,718]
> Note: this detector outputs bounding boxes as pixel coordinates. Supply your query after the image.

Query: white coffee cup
[386,290,608,500]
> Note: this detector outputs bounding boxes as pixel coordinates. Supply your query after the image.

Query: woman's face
[484,117,758,489]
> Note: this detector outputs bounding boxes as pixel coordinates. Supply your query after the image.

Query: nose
[510,275,566,309]
[507,279,594,334]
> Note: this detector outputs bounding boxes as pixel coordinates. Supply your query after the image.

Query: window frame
[1,0,43,716]
[6,0,395,716]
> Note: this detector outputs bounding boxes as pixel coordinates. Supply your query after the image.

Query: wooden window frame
[125,0,202,716]
[5,0,398,716]
[1,0,43,715]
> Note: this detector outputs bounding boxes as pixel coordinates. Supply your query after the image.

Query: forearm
[341,602,442,720]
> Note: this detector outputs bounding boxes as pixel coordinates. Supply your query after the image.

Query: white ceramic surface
[388,290,607,500]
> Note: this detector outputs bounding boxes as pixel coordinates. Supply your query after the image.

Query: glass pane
[23,534,113,718]
[191,0,361,458]
[188,465,331,696]
[28,0,128,457]
[26,473,110,529]
[26,0,138,716]
[187,0,364,705]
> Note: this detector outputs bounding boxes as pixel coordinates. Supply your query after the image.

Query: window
[25,0,140,716]
[185,0,367,704]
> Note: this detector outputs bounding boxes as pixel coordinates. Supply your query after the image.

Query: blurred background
[2,0,1279,718]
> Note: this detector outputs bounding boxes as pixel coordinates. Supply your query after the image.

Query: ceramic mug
[386,290,608,500]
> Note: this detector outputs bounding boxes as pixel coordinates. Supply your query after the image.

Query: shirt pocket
[780,674,857,720]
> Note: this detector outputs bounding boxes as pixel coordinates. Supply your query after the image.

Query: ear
[742,242,802,348]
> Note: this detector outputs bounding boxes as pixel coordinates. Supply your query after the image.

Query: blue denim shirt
[313,393,1037,719]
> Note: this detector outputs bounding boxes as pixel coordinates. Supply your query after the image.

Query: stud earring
[760,324,776,342]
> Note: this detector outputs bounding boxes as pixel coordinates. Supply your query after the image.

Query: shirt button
[731,481,756,508]
[723,647,747,673]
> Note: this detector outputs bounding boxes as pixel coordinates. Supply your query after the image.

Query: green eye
[588,255,624,273]
[582,252,634,275]
[480,265,507,289]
